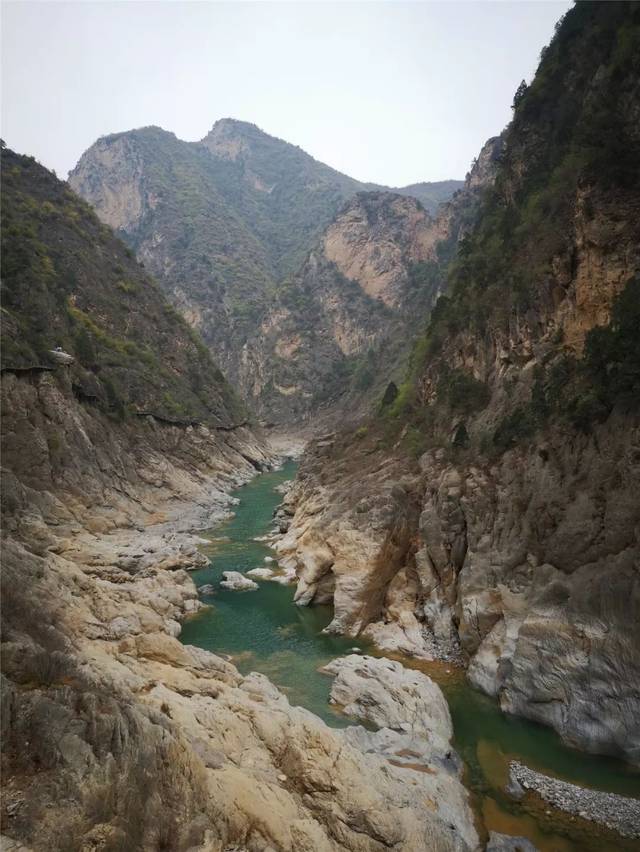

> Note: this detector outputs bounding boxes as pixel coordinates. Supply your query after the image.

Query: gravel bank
[509,760,640,839]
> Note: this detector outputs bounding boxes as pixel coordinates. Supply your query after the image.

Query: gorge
[2,2,640,851]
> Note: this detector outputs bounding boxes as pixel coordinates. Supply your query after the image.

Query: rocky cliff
[1,149,478,851]
[274,2,640,766]
[69,120,463,420]
[234,138,503,424]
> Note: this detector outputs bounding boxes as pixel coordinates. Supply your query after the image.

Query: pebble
[509,761,640,839]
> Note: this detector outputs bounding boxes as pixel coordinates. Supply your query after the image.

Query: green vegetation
[0,146,245,426]
[418,3,640,343]
[69,122,463,416]
[392,180,464,215]
[538,277,639,430]
[437,368,490,415]
[492,276,640,448]
[377,3,640,458]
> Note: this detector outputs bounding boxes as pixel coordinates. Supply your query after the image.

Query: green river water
[180,460,640,852]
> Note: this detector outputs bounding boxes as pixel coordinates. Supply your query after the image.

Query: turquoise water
[180,460,640,852]
[180,459,363,726]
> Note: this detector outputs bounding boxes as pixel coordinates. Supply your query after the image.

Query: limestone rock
[486,832,538,852]
[322,654,453,746]
[246,567,275,580]
[220,571,258,591]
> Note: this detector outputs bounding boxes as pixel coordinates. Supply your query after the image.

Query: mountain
[273,1,640,766]
[242,139,502,424]
[391,179,466,212]
[1,145,245,427]
[69,120,462,418]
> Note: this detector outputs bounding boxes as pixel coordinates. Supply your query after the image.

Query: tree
[512,80,528,110]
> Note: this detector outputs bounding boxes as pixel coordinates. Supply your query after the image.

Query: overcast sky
[2,1,571,185]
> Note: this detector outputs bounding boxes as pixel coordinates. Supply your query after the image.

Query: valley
[2,2,640,851]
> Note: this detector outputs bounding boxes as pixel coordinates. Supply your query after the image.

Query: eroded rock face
[322,192,439,307]
[275,413,640,766]
[419,431,640,765]
[277,450,420,637]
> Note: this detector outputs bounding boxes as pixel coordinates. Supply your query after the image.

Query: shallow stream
[180,460,640,852]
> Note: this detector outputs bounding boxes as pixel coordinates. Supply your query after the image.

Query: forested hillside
[2,146,245,426]
[69,120,463,418]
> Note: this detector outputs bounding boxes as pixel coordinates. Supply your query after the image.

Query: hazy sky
[2,1,571,185]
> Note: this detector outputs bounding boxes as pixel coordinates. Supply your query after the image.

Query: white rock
[246,567,275,580]
[322,655,453,746]
[269,567,297,585]
[220,571,258,591]
[109,615,141,639]
[164,618,182,637]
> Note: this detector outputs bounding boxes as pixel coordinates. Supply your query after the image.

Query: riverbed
[180,460,640,852]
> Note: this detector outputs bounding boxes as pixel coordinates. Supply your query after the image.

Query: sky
[1,1,571,186]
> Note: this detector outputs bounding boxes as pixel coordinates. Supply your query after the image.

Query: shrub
[493,406,537,451]
[438,369,490,414]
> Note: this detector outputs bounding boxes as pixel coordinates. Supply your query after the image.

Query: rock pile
[509,761,640,839]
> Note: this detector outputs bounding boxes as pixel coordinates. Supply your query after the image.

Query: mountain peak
[208,117,262,134]
[201,118,281,160]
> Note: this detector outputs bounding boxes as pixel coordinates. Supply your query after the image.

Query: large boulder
[322,654,453,747]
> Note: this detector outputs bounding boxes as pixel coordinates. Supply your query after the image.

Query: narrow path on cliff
[180,461,640,852]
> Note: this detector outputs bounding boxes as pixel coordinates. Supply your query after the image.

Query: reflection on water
[180,459,640,852]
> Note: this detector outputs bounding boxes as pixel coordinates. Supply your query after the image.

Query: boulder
[246,567,275,580]
[486,832,538,852]
[322,655,453,747]
[220,571,258,591]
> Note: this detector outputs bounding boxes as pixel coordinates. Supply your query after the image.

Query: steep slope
[69,120,462,417]
[275,2,640,765]
[0,148,477,852]
[1,145,245,427]
[243,142,502,424]
[392,179,466,213]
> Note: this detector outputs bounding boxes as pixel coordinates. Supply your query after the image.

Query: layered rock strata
[274,417,640,767]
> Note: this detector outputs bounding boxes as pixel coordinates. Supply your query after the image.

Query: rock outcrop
[322,655,477,850]
[220,570,258,591]
[485,834,538,852]
[322,655,453,747]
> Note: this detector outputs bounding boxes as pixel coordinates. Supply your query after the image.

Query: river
[180,459,640,852]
